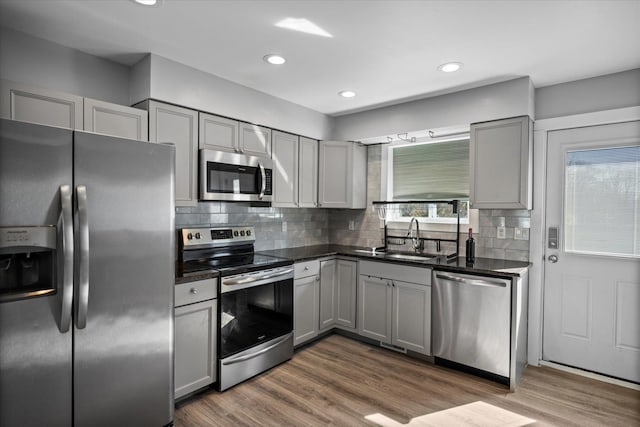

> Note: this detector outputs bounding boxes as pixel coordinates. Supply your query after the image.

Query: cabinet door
[470,115,532,209]
[84,98,148,140]
[239,122,271,157]
[174,299,217,399]
[199,112,239,153]
[294,275,319,346]
[392,281,431,355]
[1,79,83,129]
[148,101,198,207]
[318,140,352,208]
[272,130,299,207]
[335,259,357,330]
[298,137,318,208]
[319,259,337,331]
[358,275,392,343]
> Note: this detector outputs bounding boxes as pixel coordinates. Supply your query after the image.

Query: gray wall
[0,27,131,105]
[535,69,640,119]
[132,54,334,141]
[332,77,535,141]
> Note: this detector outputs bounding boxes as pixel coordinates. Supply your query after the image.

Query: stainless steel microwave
[199,150,273,202]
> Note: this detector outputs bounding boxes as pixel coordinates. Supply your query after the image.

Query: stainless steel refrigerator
[0,118,175,427]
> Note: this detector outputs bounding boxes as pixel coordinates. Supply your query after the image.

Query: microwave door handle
[258,163,266,200]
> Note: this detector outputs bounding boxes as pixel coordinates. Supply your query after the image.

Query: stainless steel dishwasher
[432,271,511,380]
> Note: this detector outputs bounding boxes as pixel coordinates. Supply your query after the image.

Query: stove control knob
[233,230,239,237]
[187,232,193,240]
[240,230,246,236]
[195,232,201,239]
[246,230,252,236]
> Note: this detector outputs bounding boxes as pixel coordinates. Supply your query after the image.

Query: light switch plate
[349,220,355,231]
[282,221,287,232]
[497,226,506,239]
[514,227,529,240]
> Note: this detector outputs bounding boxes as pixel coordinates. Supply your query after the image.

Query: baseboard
[539,360,640,390]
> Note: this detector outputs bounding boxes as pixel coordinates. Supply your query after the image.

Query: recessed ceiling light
[438,62,463,73]
[263,54,286,65]
[132,0,159,5]
[339,90,356,98]
[275,17,333,38]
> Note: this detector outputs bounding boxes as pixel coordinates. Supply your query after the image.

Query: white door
[543,120,640,383]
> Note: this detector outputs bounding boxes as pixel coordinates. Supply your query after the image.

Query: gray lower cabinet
[319,259,337,330]
[293,260,320,346]
[358,261,431,355]
[174,279,218,400]
[335,259,357,331]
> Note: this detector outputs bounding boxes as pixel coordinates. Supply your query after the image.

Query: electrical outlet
[348,220,355,231]
[282,221,287,232]
[497,226,506,239]
[514,227,529,240]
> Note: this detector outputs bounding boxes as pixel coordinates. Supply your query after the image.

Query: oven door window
[207,162,259,194]
[220,278,293,358]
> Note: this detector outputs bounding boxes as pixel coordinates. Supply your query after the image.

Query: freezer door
[0,119,73,427]
[72,131,175,427]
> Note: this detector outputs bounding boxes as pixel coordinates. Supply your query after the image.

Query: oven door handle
[223,268,293,286]
[222,334,292,366]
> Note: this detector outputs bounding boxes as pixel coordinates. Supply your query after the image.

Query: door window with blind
[564,145,639,257]
[386,138,471,224]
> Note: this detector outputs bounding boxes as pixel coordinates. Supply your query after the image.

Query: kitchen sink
[385,253,435,261]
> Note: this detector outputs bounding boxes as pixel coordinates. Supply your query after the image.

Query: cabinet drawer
[294,260,320,279]
[175,278,218,307]
[359,260,430,286]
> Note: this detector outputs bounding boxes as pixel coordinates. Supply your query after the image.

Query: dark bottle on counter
[465,227,475,263]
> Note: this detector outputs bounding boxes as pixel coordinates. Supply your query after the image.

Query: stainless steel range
[179,226,294,391]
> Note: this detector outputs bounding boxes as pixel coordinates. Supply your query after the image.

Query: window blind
[392,139,469,200]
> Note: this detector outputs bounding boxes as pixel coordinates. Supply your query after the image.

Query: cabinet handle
[190,288,198,294]
[304,266,309,270]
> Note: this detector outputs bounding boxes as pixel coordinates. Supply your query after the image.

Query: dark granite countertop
[257,244,530,279]
[175,262,220,285]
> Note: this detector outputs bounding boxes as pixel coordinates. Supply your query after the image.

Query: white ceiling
[1,0,639,116]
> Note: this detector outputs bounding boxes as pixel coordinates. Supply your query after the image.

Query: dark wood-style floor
[175,334,640,426]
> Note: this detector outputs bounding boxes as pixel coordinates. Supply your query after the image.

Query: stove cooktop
[177,253,292,279]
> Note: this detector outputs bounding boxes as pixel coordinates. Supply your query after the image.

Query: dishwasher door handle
[435,273,507,288]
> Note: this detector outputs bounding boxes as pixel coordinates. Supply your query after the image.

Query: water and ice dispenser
[0,226,57,303]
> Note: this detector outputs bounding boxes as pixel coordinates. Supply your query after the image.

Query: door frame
[528,106,640,367]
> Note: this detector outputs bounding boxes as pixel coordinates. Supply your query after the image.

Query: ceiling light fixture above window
[437,62,463,73]
[275,17,333,38]
[338,90,356,98]
[263,54,286,65]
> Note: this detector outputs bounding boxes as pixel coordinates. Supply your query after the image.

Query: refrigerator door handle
[59,185,74,333]
[76,185,90,329]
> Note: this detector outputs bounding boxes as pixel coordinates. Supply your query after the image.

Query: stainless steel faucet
[407,217,423,252]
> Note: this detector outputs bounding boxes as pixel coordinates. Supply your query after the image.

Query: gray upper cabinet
[147,100,198,207]
[318,140,367,209]
[239,122,272,158]
[272,130,299,208]
[298,137,318,208]
[84,97,148,140]
[1,79,83,129]
[470,115,533,209]
[199,112,239,152]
